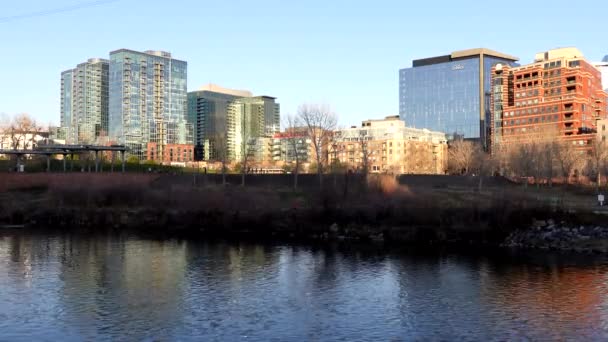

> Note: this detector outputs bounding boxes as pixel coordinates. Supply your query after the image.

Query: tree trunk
[222,163,227,186]
[241,160,246,187]
[294,161,299,191]
[317,164,323,189]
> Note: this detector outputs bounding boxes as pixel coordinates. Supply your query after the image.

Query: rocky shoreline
[503,219,608,253]
[4,207,608,253]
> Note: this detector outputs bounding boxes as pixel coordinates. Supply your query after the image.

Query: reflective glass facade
[187,90,280,161]
[60,69,74,132]
[60,58,109,144]
[400,58,480,139]
[109,50,190,159]
[399,51,518,142]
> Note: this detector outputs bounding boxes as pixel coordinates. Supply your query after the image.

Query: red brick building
[146,142,194,163]
[490,47,607,152]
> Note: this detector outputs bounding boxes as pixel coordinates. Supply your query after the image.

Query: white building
[595,55,608,91]
[0,132,50,150]
[334,115,447,144]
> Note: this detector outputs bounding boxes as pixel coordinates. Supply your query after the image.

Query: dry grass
[1,173,604,236]
[0,173,158,192]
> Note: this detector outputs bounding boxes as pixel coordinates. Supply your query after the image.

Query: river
[1,232,608,341]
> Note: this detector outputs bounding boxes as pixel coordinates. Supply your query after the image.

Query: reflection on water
[1,233,608,341]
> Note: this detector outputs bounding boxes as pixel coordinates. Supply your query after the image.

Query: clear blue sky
[1,0,607,127]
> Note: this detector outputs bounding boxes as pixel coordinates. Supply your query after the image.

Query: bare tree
[530,141,547,188]
[283,114,303,190]
[589,138,608,193]
[241,138,257,186]
[358,130,370,175]
[211,133,229,186]
[472,147,495,192]
[298,104,337,188]
[555,141,579,184]
[239,123,254,186]
[507,142,537,188]
[6,113,42,150]
[541,140,558,187]
[447,139,478,175]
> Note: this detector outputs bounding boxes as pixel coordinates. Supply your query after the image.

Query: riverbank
[1,174,607,251]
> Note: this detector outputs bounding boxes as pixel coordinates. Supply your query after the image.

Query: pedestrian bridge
[0,144,128,172]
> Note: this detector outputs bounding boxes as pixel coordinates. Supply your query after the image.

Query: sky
[1,0,607,127]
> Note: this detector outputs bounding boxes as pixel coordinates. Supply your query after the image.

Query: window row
[503,115,560,126]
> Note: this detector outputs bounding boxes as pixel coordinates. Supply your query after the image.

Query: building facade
[60,69,74,141]
[60,58,109,144]
[271,128,314,166]
[595,55,608,91]
[399,48,519,148]
[330,116,448,174]
[109,49,191,160]
[490,48,608,152]
[597,118,608,144]
[145,142,194,163]
[187,84,280,162]
[0,131,50,152]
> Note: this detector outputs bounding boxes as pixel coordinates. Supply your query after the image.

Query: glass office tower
[60,58,109,144]
[187,85,280,161]
[399,48,518,148]
[109,49,190,159]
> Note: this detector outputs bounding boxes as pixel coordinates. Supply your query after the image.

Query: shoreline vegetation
[1,173,608,253]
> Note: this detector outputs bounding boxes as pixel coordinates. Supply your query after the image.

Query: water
[2,233,608,341]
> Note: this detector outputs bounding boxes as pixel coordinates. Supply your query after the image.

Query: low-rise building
[146,142,194,163]
[330,115,447,174]
[0,131,50,150]
[271,128,314,164]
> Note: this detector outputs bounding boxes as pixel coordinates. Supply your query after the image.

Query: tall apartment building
[490,48,608,152]
[60,58,109,144]
[187,84,280,162]
[399,48,519,148]
[595,55,608,91]
[60,69,74,135]
[108,49,191,160]
[331,116,448,174]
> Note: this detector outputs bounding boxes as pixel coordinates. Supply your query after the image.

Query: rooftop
[534,47,584,62]
[451,48,519,61]
[411,48,518,67]
[197,84,252,97]
[109,49,186,63]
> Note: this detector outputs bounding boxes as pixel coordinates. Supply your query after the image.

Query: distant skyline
[1,0,607,127]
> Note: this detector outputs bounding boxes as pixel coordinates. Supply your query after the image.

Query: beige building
[330,116,447,174]
[598,118,608,143]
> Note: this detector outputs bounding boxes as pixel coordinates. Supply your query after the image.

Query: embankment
[1,174,607,250]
